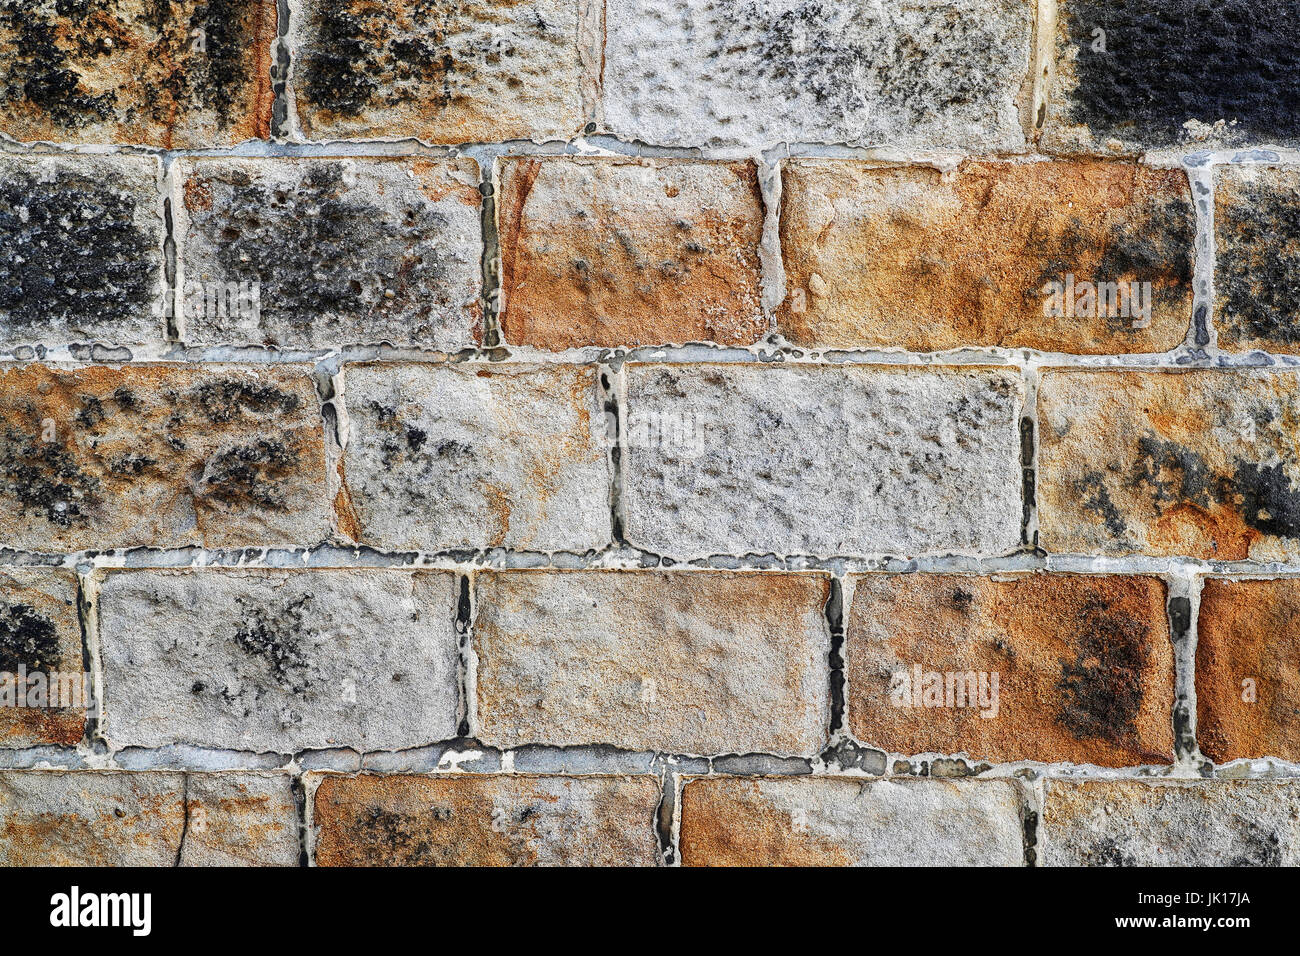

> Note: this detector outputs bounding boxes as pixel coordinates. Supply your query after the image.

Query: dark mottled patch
[197,439,299,510]
[1217,176,1300,345]
[193,380,301,424]
[1062,0,1300,143]
[0,603,59,672]
[1232,461,1300,539]
[351,805,442,864]
[1129,436,1213,507]
[1077,471,1127,537]
[730,0,1020,127]
[230,594,311,693]
[186,162,454,336]
[1055,598,1150,742]
[0,426,100,526]
[0,166,156,328]
[1086,836,1139,867]
[1227,820,1283,867]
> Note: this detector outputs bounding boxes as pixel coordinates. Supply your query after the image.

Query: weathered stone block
[603,0,1032,150]
[474,570,831,754]
[97,569,460,752]
[339,363,612,552]
[1196,577,1300,763]
[175,157,483,349]
[1037,369,1300,560]
[0,770,298,866]
[0,0,276,147]
[1043,0,1300,153]
[288,0,584,142]
[778,160,1193,353]
[311,773,662,866]
[0,569,85,748]
[679,776,1024,866]
[0,155,165,349]
[0,364,330,551]
[622,363,1023,558]
[1039,779,1300,866]
[845,573,1173,765]
[1215,166,1300,353]
[498,158,766,349]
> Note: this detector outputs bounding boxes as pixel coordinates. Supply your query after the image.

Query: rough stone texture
[0,155,165,349]
[603,0,1032,151]
[1037,370,1300,561]
[498,158,766,349]
[845,573,1174,765]
[474,570,831,754]
[679,776,1024,866]
[0,0,276,147]
[623,363,1023,558]
[176,157,483,349]
[1043,0,1300,153]
[312,774,662,866]
[289,0,583,143]
[97,569,460,752]
[778,160,1193,353]
[1196,577,1300,764]
[339,363,611,552]
[1215,166,1300,353]
[1039,779,1300,866]
[0,569,85,748]
[0,771,298,866]
[0,364,330,551]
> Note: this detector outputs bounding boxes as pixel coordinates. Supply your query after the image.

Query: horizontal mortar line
[4,343,1300,369]
[3,545,1300,576]
[4,133,1300,168]
[5,741,1298,781]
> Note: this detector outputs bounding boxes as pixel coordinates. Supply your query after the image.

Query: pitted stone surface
[0,155,165,349]
[339,363,612,552]
[778,159,1194,353]
[289,0,584,143]
[1038,369,1300,561]
[0,770,298,866]
[603,0,1032,151]
[845,573,1174,766]
[1039,779,1300,866]
[0,364,330,551]
[312,774,663,866]
[622,363,1024,558]
[176,157,483,349]
[680,776,1025,866]
[474,570,831,755]
[0,0,276,147]
[1043,0,1300,153]
[97,569,461,752]
[498,158,766,349]
[1215,166,1300,353]
[0,569,85,748]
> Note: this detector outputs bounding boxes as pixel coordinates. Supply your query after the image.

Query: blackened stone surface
[0,0,276,147]
[288,0,584,143]
[1215,166,1300,352]
[0,156,165,349]
[1045,0,1300,151]
[176,157,483,349]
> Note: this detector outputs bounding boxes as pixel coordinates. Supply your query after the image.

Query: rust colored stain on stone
[777,159,1193,353]
[845,573,1173,765]
[680,778,853,866]
[1038,369,1300,560]
[1196,577,1300,763]
[289,0,583,143]
[498,158,767,349]
[0,0,276,148]
[0,364,330,551]
[312,774,663,866]
[0,569,85,748]
[1215,166,1300,353]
